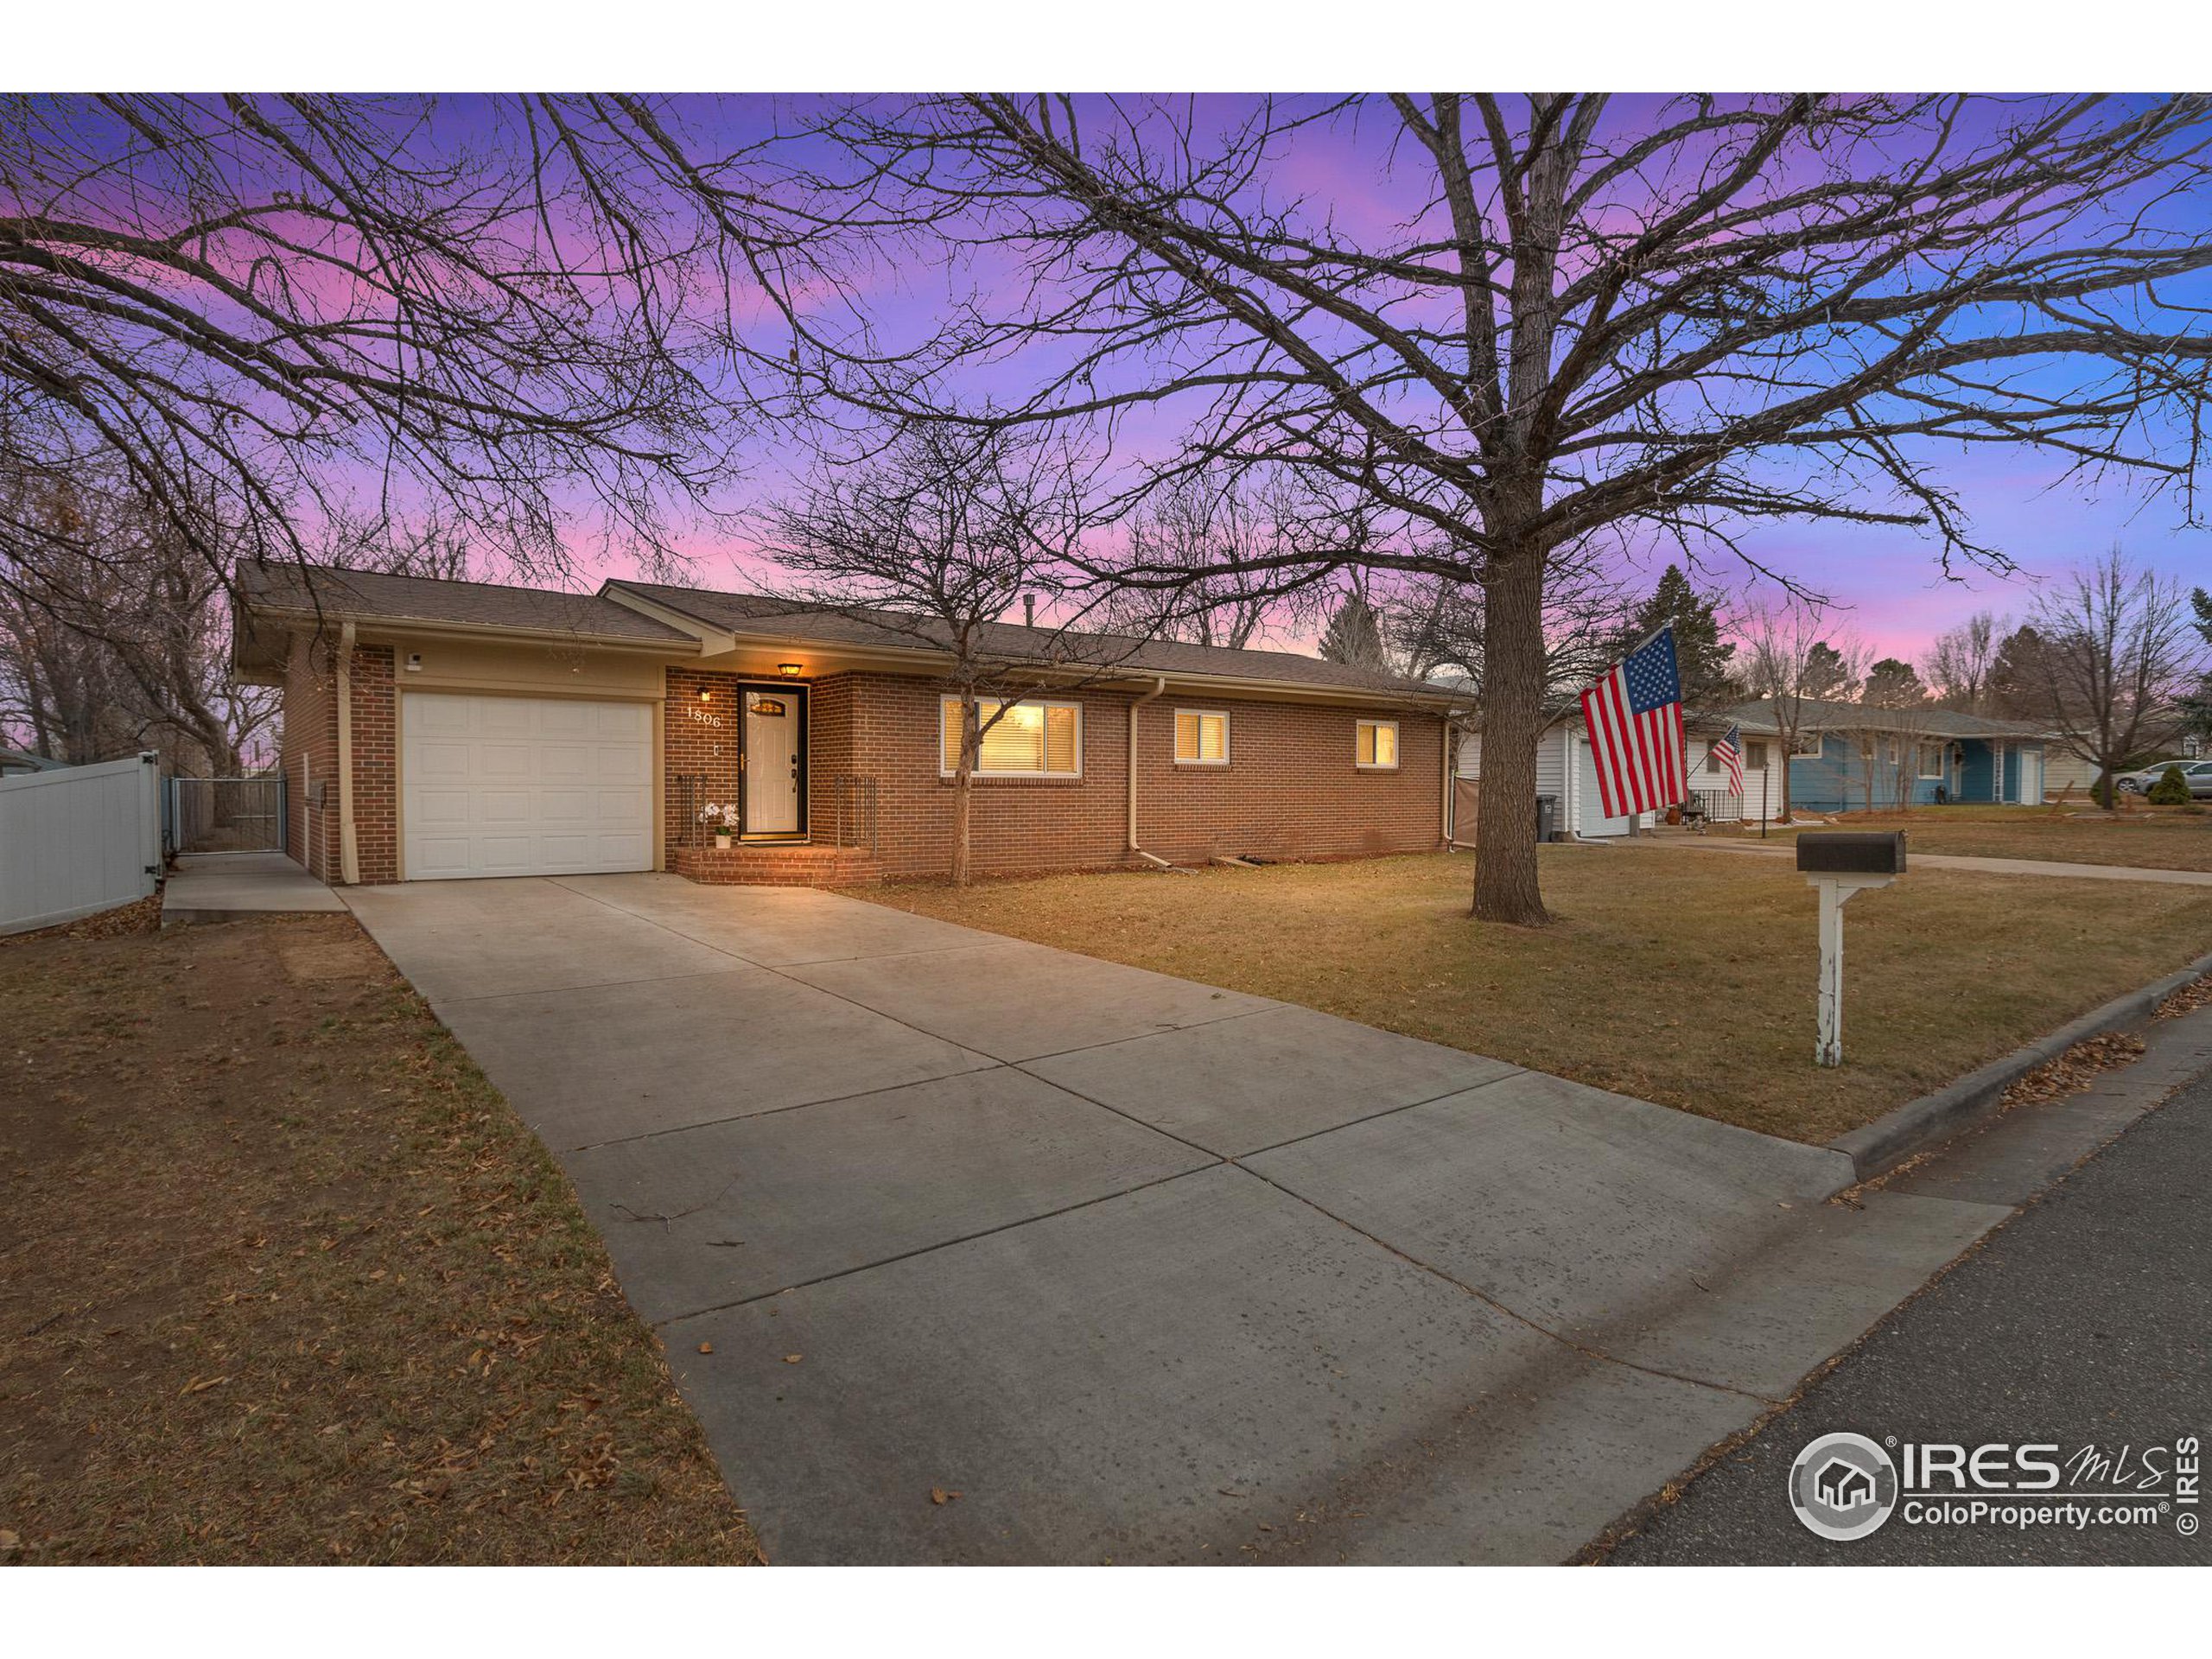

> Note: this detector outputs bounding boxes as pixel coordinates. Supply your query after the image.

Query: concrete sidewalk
[1660,834,2212,886]
[162,852,347,926]
[1610,1003,2212,1565]
[344,873,2008,1563]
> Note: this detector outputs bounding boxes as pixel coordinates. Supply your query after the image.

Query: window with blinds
[940,696,1082,777]
[1173,709,1229,765]
[1356,719,1399,769]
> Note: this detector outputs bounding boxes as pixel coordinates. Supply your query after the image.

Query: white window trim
[1356,718,1401,771]
[938,695,1084,779]
[1790,731,1825,759]
[1917,742,1947,780]
[1173,708,1231,766]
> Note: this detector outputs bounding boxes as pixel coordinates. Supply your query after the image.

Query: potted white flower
[698,802,737,849]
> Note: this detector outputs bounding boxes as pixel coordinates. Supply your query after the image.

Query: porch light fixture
[778,662,803,677]
[698,688,712,701]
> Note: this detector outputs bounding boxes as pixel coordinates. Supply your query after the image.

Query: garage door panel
[601,746,651,782]
[403,693,652,881]
[539,744,595,783]
[537,789,594,823]
[411,787,475,830]
[478,700,538,738]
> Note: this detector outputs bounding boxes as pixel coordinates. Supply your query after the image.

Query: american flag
[1580,624,1687,818]
[1711,722,1745,797]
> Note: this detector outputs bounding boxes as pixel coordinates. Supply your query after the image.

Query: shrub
[2148,764,2192,805]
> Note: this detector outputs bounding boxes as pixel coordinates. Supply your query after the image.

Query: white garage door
[403,693,652,880]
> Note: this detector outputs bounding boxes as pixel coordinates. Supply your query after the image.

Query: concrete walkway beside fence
[342,873,2012,1564]
[161,852,347,926]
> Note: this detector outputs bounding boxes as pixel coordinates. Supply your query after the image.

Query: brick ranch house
[233,563,1465,887]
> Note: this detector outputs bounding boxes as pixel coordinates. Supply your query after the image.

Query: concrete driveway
[346,873,2009,1563]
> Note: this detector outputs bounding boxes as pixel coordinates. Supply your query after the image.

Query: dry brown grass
[1713,803,2212,871]
[0,914,759,1565]
[861,845,2212,1145]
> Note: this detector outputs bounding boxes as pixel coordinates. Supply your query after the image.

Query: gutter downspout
[1128,676,1174,870]
[336,621,360,887]
[1440,716,1456,844]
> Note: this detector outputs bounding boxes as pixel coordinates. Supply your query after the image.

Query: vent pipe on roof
[1022,593,1036,628]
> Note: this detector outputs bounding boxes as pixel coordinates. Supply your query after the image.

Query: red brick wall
[663,666,750,855]
[786,671,1445,880]
[350,646,397,884]
[276,635,395,883]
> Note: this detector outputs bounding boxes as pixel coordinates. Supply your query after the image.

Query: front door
[743,689,803,835]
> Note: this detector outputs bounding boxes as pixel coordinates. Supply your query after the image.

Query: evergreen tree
[2183,589,2212,734]
[1318,588,1389,670]
[1987,625,2049,718]
[1862,657,1927,708]
[1802,640,1862,702]
[1613,564,1737,710]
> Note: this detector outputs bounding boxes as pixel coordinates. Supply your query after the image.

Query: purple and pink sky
[572,94,2212,664]
[70,92,2205,666]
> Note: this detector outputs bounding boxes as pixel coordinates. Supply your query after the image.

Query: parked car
[2116,760,2212,797]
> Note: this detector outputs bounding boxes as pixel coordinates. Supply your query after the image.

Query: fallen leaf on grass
[180,1375,229,1395]
[930,1488,963,1505]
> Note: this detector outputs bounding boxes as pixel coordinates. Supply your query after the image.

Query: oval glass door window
[749,697,788,716]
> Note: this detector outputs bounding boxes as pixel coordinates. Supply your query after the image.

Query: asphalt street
[1610,1065,2212,1566]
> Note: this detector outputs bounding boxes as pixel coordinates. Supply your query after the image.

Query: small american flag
[1580,624,1687,818]
[1712,722,1745,797]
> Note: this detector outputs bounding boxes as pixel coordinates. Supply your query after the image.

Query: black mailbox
[1796,830,1907,875]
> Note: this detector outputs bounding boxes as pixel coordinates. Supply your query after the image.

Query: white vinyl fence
[0,753,162,937]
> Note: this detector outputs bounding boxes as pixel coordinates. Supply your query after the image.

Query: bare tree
[758,93,2212,924]
[2020,548,2200,806]
[0,94,814,597]
[759,419,1134,887]
[0,469,273,768]
[1386,542,1638,697]
[1925,612,2006,713]
[1107,473,1321,649]
[1739,601,1868,821]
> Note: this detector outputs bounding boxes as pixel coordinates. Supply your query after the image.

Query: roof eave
[242,603,701,657]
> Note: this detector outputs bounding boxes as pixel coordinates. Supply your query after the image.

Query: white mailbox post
[1797,832,1908,1068]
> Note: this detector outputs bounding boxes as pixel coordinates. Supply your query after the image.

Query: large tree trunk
[1470,550,1549,925]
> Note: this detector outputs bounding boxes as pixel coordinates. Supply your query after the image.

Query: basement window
[940,696,1082,778]
[1356,719,1399,770]
[1174,709,1230,766]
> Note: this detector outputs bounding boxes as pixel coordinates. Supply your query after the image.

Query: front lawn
[0,914,758,1565]
[861,847,2212,1145]
[1713,804,2212,871]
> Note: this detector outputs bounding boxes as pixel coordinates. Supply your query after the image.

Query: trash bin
[1535,794,1559,842]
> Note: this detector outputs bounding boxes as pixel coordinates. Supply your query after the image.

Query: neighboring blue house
[1722,698,2054,814]
[1462,696,2060,841]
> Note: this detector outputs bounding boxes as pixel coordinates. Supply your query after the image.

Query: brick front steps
[672,843,885,887]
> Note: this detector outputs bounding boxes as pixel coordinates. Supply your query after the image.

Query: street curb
[1826,947,2212,1181]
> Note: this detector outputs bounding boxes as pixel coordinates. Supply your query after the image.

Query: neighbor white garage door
[402,693,652,880]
